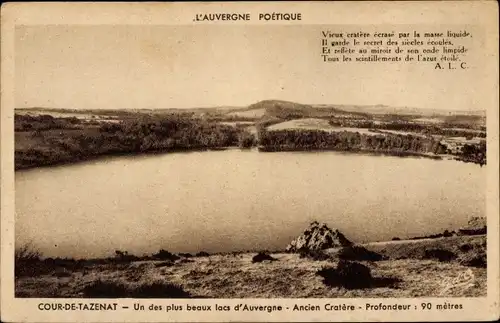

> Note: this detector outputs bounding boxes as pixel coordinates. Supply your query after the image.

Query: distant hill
[312,104,486,117]
[227,100,370,120]
[223,100,485,120]
[17,100,486,119]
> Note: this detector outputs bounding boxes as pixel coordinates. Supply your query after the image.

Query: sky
[15,25,483,111]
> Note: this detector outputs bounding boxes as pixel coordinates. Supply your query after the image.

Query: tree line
[258,128,448,155]
[14,114,486,169]
[15,114,255,169]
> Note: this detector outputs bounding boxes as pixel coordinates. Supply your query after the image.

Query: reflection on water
[15,150,485,258]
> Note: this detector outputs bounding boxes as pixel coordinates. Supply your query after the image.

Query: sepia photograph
[13,24,488,299]
[1,2,499,322]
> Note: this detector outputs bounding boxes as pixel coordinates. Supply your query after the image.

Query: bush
[152,249,179,261]
[114,250,139,262]
[195,251,210,257]
[458,252,486,268]
[82,280,128,297]
[317,260,373,289]
[15,244,46,277]
[82,280,191,298]
[338,246,385,261]
[443,230,454,237]
[459,243,474,252]
[422,249,457,262]
[252,252,277,263]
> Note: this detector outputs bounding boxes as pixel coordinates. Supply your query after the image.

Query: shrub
[152,249,179,261]
[252,252,277,263]
[458,252,486,268]
[15,244,46,277]
[15,244,41,262]
[338,246,385,261]
[459,243,474,252]
[195,251,210,257]
[422,249,457,262]
[82,280,129,298]
[114,250,139,262]
[443,230,454,237]
[317,260,373,289]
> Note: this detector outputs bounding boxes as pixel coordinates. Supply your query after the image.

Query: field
[226,108,267,119]
[15,235,486,298]
[267,118,380,136]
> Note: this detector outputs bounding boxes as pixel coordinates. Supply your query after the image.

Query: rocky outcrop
[286,221,352,252]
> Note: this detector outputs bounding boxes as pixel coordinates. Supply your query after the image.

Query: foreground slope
[15,235,486,298]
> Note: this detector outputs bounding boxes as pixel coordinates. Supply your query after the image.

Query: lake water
[15,150,486,258]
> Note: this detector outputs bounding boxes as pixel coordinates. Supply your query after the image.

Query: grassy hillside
[224,100,485,119]
[15,235,486,298]
[245,100,369,120]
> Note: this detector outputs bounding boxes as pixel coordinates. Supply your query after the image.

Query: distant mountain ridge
[16,100,486,118]
[228,100,370,120]
[229,100,485,118]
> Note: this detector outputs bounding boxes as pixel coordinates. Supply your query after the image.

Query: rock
[286,221,352,252]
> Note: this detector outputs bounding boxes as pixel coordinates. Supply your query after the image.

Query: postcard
[1,1,499,322]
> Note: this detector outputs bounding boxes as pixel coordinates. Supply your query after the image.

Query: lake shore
[16,146,487,172]
[15,146,239,171]
[15,145,451,171]
[15,234,486,298]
